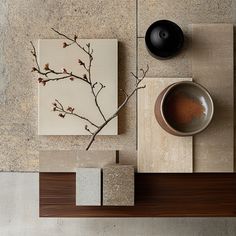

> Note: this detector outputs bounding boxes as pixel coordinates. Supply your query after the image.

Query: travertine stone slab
[191,24,234,172]
[76,168,101,206]
[39,150,116,172]
[138,78,193,173]
[103,165,134,206]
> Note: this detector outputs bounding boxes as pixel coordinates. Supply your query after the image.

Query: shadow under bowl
[154,81,214,136]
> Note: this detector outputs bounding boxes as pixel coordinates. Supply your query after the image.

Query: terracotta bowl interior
[162,82,214,134]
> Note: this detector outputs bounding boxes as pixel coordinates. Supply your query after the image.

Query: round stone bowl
[154,81,214,136]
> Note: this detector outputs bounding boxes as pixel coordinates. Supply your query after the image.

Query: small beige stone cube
[103,165,134,206]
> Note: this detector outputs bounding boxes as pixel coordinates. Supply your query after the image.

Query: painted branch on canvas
[31,28,149,150]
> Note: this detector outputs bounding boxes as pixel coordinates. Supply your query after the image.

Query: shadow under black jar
[145,20,184,59]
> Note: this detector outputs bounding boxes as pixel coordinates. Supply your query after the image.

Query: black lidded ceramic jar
[145,20,184,60]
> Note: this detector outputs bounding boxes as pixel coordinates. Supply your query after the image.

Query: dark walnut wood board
[40,173,236,217]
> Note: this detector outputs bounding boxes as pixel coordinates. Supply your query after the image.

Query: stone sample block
[76,168,101,206]
[103,165,134,206]
[191,24,234,172]
[138,78,193,173]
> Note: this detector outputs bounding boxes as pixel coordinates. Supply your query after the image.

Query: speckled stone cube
[103,165,134,206]
[76,168,101,206]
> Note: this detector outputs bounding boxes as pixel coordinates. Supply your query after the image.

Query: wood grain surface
[40,173,236,217]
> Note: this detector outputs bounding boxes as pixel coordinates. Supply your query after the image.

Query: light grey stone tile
[0,173,57,236]
[103,165,134,206]
[0,0,136,171]
[138,0,233,37]
[76,168,101,206]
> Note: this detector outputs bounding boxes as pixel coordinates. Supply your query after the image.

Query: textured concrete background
[0,0,137,171]
[1,0,236,235]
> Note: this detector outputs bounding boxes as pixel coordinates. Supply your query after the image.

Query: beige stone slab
[119,150,137,168]
[0,0,136,171]
[39,150,116,172]
[191,24,234,172]
[77,151,116,168]
[138,0,233,37]
[137,78,193,173]
[39,150,77,172]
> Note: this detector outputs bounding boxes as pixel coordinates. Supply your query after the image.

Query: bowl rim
[160,81,214,136]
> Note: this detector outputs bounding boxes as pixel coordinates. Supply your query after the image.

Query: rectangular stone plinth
[103,165,134,206]
[191,24,234,172]
[76,168,101,206]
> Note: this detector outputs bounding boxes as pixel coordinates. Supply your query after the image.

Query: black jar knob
[145,20,184,60]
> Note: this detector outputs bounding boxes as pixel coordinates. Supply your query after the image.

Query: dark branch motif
[31,43,89,85]
[52,100,99,129]
[31,29,149,150]
[52,28,106,121]
[85,65,149,150]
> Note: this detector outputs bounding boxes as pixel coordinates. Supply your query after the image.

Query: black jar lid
[145,20,184,59]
